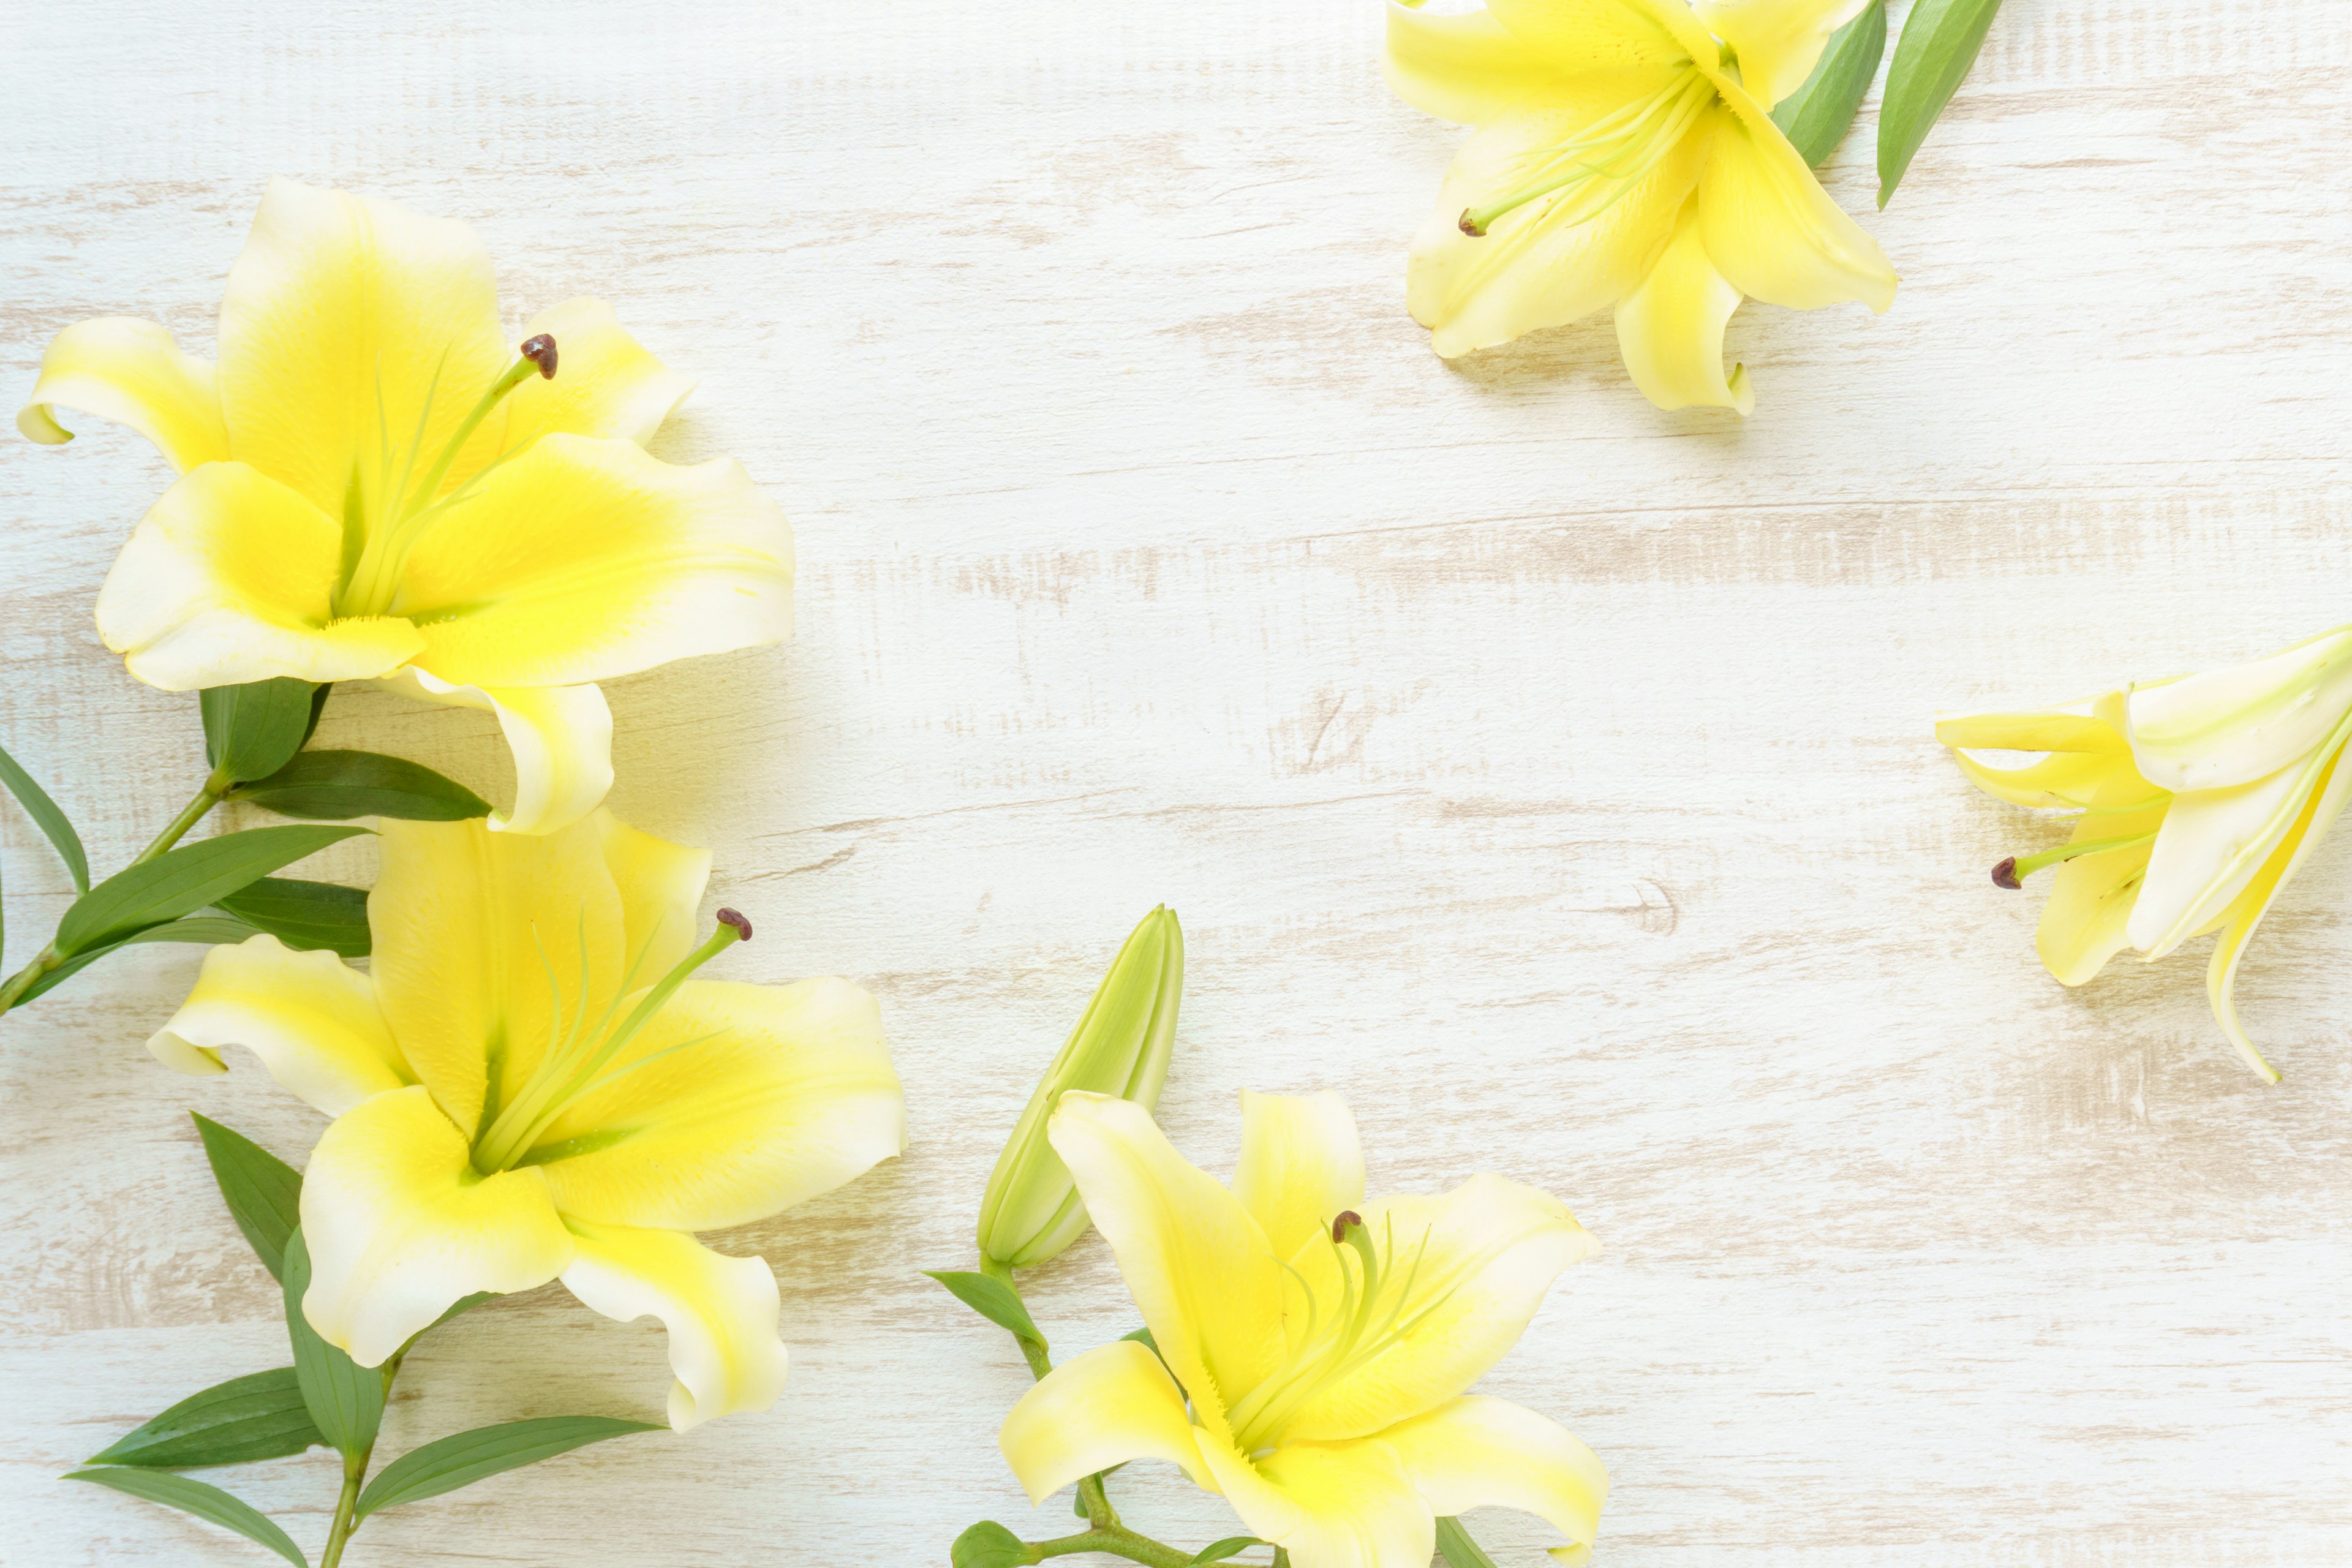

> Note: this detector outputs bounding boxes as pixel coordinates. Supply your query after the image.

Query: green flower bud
[977,905,1183,1269]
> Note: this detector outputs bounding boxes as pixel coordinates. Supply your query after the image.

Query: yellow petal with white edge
[93,462,425,691]
[391,433,792,690]
[1949,748,2158,812]
[533,977,905,1232]
[1613,204,1754,413]
[1000,1339,1216,1501]
[559,1219,788,1431]
[1692,0,1872,110]
[1385,2,1572,126]
[1047,1091,1287,1428]
[146,935,415,1115]
[17,317,229,471]
[1695,80,1895,312]
[1934,694,2133,756]
[1194,1433,1433,1568]
[1274,1173,1596,1444]
[2127,755,2328,960]
[299,1086,573,1368]
[2034,790,2168,988]
[378,666,614,836]
[2206,746,2352,1084]
[1487,0,1698,69]
[1379,1395,1609,1567]
[366,815,627,1136]
[1408,74,1709,359]
[217,177,510,518]
[2124,626,2352,793]
[597,811,711,982]
[1232,1089,1365,1264]
[502,298,697,454]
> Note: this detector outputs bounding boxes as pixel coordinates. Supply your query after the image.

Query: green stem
[318,1355,402,1568]
[1017,1525,1201,1567]
[0,943,59,1015]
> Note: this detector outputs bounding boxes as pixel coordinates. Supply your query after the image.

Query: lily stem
[319,1354,402,1568]
[1016,1525,1204,1567]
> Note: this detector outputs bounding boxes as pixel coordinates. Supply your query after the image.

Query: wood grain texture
[5,0,2352,1562]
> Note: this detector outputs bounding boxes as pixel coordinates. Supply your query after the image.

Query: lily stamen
[1991,831,2158,889]
[1458,67,1713,237]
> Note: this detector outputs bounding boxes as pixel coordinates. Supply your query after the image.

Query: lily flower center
[1223,1210,1452,1453]
[1992,831,2160,889]
[1458,64,1716,238]
[331,333,559,622]
[468,905,747,1176]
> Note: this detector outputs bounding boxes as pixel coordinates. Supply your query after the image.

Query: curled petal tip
[1991,857,2021,890]
[717,907,752,941]
[520,333,559,379]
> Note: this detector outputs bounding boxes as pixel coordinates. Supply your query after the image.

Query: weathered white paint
[4,0,2352,1562]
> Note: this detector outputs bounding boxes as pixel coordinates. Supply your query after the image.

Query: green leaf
[63,1468,308,1567]
[1769,0,1887,166]
[1877,0,2005,206]
[201,680,322,784]
[193,1115,304,1282]
[354,1415,658,1518]
[229,750,489,822]
[56,825,366,956]
[924,1270,1046,1347]
[215,878,371,957]
[1188,1539,1268,1566]
[86,1368,323,1469]
[0,737,89,891]
[297,683,333,748]
[281,1229,384,1459]
[14,916,264,1006]
[951,1521,1030,1568]
[1434,1516,1500,1568]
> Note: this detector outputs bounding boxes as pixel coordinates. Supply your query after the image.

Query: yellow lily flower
[1939,625,2352,1082]
[1386,0,1897,412]
[18,177,792,834]
[998,1091,1606,1568]
[144,810,905,1428]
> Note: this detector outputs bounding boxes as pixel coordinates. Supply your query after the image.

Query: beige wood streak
[4,0,2351,1562]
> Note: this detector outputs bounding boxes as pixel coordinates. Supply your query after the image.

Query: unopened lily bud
[976,905,1183,1269]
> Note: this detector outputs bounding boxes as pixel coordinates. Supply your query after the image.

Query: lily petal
[1407,77,1709,359]
[533,976,905,1232]
[217,176,510,518]
[1379,1395,1608,1567]
[597,811,712,982]
[366,815,628,1136]
[1193,1433,1433,1568]
[2125,627,2352,793]
[1691,0,1873,110]
[1385,2,1572,126]
[299,1085,573,1368]
[2128,758,2323,960]
[1695,80,1894,311]
[93,461,425,691]
[379,666,615,837]
[1950,748,2160,812]
[1047,1092,1288,1428]
[145,935,414,1115]
[1276,1173,1596,1444]
[1613,204,1753,413]
[2206,746,2352,1083]
[2034,788,2169,987]
[1485,0,1698,69]
[502,299,697,454]
[17,316,229,471]
[558,1219,789,1431]
[1934,695,2133,756]
[391,432,792,690]
[1000,1339,1216,1502]
[1232,1089,1365,1264]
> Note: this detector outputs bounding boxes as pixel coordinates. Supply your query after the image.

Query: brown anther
[1457,210,1487,238]
[1331,1210,1362,1243]
[519,333,559,379]
[717,908,753,941]
[1991,858,2021,890]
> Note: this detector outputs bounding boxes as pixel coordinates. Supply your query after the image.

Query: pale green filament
[2009,830,2159,883]
[1460,66,1715,237]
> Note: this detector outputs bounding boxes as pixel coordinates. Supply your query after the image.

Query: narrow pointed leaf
[354,1417,658,1518]
[1770,0,1887,166]
[215,878,371,957]
[281,1229,384,1458]
[193,1115,303,1282]
[1434,1517,1501,1568]
[201,679,321,783]
[924,1270,1046,1348]
[1878,0,2005,206]
[87,1368,323,1468]
[56,825,366,955]
[63,1468,309,1567]
[228,751,489,822]
[14,916,265,1007]
[1188,1539,1269,1566]
[0,737,88,891]
[952,1521,1030,1568]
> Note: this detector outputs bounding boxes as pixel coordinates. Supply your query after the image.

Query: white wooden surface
[6,1,2352,1563]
